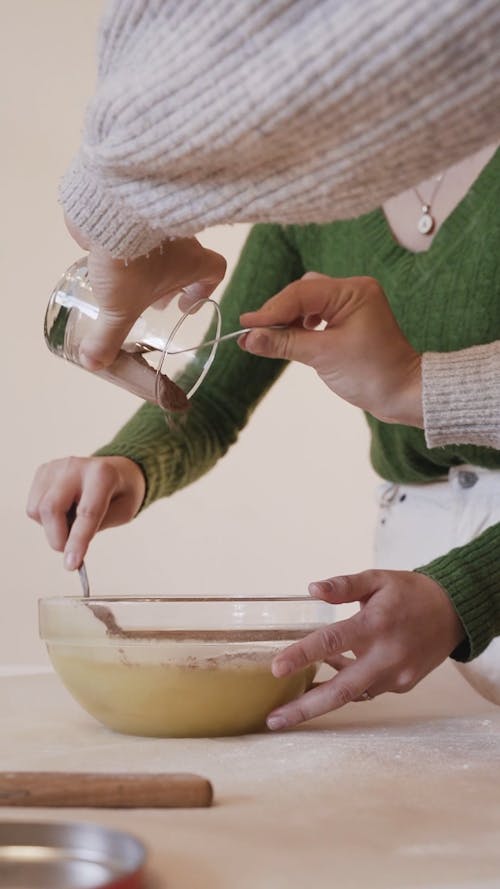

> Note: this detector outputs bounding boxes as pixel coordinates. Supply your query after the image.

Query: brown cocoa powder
[86,603,311,642]
[98,351,189,412]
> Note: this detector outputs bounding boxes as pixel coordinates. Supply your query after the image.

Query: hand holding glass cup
[44,258,222,413]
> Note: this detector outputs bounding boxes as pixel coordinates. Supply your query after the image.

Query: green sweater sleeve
[95,224,303,507]
[416,522,500,661]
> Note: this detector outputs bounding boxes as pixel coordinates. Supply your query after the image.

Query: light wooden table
[0,663,499,889]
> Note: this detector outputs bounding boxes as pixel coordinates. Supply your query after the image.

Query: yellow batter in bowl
[39,597,332,737]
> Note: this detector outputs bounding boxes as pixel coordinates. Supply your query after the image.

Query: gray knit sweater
[60,0,500,449]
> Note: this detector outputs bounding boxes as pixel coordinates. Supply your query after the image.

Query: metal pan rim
[0,818,146,888]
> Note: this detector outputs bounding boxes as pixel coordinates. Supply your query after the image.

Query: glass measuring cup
[44,258,222,411]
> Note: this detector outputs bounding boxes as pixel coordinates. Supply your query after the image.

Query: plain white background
[0,0,377,666]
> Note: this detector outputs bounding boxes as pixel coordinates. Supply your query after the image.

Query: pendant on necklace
[417,204,435,235]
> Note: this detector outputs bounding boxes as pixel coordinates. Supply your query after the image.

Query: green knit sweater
[97,150,500,662]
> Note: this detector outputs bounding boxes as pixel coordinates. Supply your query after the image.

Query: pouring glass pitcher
[44,258,222,412]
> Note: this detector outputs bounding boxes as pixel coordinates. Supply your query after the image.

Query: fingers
[79,242,226,370]
[241,274,337,328]
[178,283,213,312]
[27,458,129,568]
[323,653,354,672]
[308,571,383,604]
[190,246,226,297]
[63,463,117,569]
[262,574,377,682]
[27,463,77,553]
[79,307,135,372]
[267,654,380,730]
[271,613,367,679]
[238,274,361,365]
[266,574,384,729]
[27,458,108,570]
[266,569,465,730]
[239,325,327,366]
[178,248,227,311]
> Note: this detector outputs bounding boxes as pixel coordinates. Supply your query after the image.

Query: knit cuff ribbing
[94,441,176,510]
[59,157,167,260]
[415,522,500,661]
[422,343,500,449]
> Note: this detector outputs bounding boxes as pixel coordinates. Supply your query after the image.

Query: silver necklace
[413,173,445,235]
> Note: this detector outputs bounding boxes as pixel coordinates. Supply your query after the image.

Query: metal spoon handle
[166,324,287,355]
[77,562,91,599]
[66,505,90,598]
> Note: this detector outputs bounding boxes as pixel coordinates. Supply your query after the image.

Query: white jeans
[374,465,500,705]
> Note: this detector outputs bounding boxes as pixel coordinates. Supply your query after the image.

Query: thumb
[309,571,381,604]
[240,326,324,367]
[178,280,219,313]
[79,310,136,371]
[178,248,227,311]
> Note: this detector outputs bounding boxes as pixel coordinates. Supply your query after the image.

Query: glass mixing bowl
[39,596,334,737]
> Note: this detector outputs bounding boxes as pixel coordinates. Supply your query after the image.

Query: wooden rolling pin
[0,772,213,808]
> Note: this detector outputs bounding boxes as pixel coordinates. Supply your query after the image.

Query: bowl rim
[39,595,323,604]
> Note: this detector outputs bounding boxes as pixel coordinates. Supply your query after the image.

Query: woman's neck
[382,143,498,253]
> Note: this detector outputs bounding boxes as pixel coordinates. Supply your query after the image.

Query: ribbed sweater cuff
[60,158,167,259]
[94,440,177,510]
[422,343,500,449]
[415,523,500,661]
